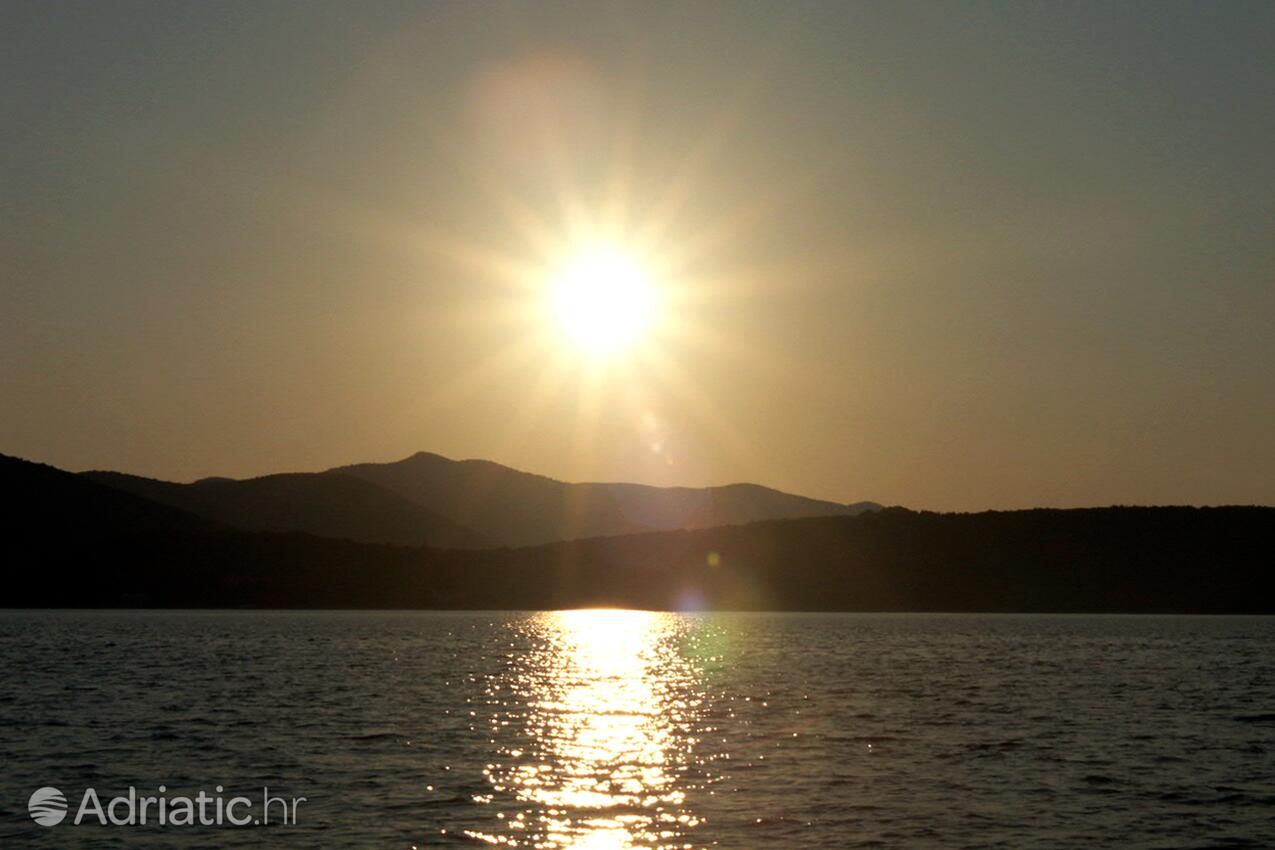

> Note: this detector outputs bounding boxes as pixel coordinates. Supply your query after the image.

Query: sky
[3,0,1273,510]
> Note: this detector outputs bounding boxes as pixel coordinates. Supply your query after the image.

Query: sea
[1,610,1273,848]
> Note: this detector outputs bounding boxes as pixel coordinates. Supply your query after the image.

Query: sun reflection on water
[467,609,704,849]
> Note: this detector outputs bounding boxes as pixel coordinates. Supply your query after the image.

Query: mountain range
[83,451,881,548]
[3,451,1271,613]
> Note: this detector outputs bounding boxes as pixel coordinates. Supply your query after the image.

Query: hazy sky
[4,1,1273,510]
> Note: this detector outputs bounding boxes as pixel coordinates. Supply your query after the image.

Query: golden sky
[3,1,1273,509]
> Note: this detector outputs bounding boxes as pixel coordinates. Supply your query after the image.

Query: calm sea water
[1,611,1272,848]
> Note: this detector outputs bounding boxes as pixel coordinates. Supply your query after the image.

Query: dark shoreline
[9,508,1272,614]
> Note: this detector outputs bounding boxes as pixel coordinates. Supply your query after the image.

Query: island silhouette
[3,452,1269,612]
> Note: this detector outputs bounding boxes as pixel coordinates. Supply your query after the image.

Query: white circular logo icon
[28,786,67,826]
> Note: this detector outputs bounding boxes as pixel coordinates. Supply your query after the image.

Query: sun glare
[552,249,655,355]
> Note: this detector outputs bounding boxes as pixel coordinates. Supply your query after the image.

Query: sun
[552,248,656,355]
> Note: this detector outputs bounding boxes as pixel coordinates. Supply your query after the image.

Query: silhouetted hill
[81,469,487,549]
[331,452,635,546]
[604,482,866,529]
[2,453,215,538]
[331,452,865,546]
[2,452,417,607]
[6,454,1271,612]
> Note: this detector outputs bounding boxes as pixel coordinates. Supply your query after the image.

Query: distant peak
[405,451,450,462]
